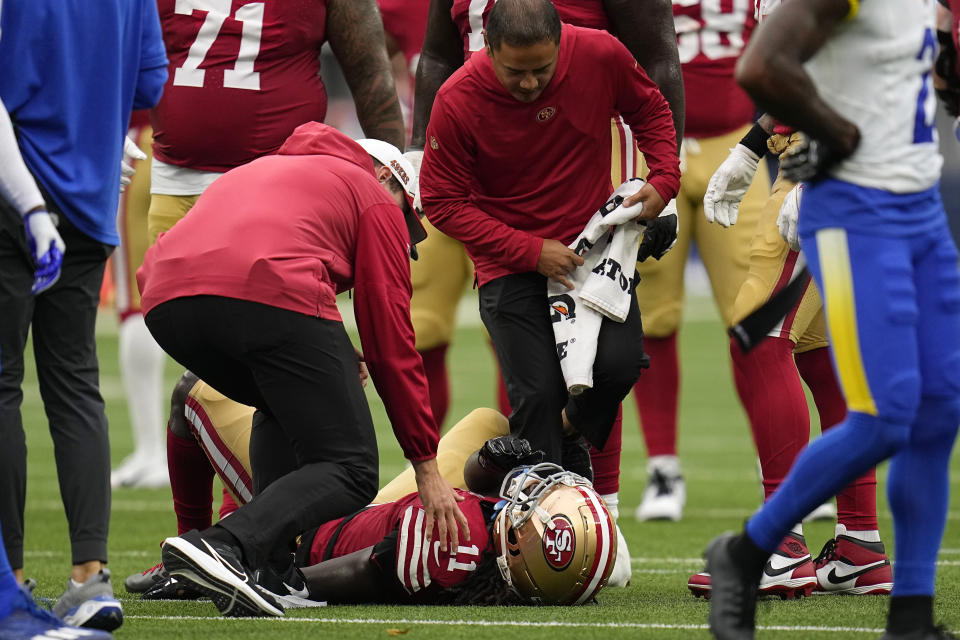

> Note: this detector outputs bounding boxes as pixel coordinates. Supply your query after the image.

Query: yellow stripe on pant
[815,228,877,416]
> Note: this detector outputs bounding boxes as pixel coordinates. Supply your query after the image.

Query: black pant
[145,296,379,569]
[0,198,113,569]
[479,271,647,464]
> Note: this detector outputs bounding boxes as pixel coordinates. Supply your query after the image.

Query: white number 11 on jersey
[173,0,264,91]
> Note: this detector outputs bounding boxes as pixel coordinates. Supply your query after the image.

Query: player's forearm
[300,547,383,604]
[0,98,46,216]
[327,0,405,148]
[603,0,685,145]
[410,52,461,149]
[735,0,858,155]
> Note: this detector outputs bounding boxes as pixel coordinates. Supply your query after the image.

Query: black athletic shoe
[140,576,207,601]
[161,530,283,617]
[124,562,167,594]
[879,626,958,640]
[560,433,594,483]
[705,533,759,640]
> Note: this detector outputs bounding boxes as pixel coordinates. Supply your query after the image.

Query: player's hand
[24,209,65,295]
[402,148,424,213]
[703,144,760,228]
[777,183,803,252]
[638,200,679,262]
[477,435,544,472]
[537,239,584,290]
[413,458,469,553]
[622,182,666,222]
[121,136,147,193]
[354,346,368,388]
[780,129,859,183]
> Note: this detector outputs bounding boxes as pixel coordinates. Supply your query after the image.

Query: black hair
[432,548,527,606]
[485,0,561,52]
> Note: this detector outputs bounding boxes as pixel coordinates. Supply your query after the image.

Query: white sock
[601,492,619,521]
[647,455,681,476]
[119,314,167,462]
[836,523,880,542]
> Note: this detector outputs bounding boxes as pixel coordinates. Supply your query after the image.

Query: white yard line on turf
[127,615,889,634]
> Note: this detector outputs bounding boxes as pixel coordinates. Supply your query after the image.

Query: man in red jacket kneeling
[137,122,467,618]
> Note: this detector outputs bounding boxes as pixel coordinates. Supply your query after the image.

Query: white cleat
[111,453,169,489]
[802,501,837,523]
[635,456,686,522]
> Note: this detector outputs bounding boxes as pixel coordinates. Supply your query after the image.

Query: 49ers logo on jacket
[542,515,575,570]
[536,106,556,122]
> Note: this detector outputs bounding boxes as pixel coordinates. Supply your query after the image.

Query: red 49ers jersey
[306,490,495,597]
[674,0,756,138]
[151,0,329,173]
[450,0,610,58]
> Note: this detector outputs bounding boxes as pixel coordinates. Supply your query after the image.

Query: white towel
[548,180,645,394]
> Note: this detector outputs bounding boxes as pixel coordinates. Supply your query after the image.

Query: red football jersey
[306,490,496,598]
[674,0,757,138]
[378,0,429,65]
[450,0,609,58]
[151,0,329,173]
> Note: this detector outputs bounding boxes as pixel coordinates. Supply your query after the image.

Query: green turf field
[16,296,960,639]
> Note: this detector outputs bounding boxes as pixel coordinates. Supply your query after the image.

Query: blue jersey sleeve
[134,0,168,110]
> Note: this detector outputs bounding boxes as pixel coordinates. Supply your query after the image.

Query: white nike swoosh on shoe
[201,540,249,584]
[766,553,810,572]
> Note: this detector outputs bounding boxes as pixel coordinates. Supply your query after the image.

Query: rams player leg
[706,1,960,638]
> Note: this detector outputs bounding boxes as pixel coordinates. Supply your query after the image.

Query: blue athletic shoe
[51,570,122,631]
[0,583,112,639]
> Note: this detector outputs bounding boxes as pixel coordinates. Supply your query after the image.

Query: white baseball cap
[354,139,427,254]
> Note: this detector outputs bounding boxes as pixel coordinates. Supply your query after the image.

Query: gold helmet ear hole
[507,528,518,545]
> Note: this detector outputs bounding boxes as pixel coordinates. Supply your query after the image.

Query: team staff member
[705,1,960,638]
[405,0,684,432]
[147,0,406,242]
[420,0,681,466]
[138,123,466,618]
[0,0,167,630]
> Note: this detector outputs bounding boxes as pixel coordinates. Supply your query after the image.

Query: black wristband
[739,122,772,158]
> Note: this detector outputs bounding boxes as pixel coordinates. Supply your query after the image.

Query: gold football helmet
[493,464,617,605]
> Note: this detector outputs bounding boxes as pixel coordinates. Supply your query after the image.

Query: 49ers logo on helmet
[542,515,575,570]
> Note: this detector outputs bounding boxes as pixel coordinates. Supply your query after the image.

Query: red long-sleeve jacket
[419,24,681,286]
[138,122,438,462]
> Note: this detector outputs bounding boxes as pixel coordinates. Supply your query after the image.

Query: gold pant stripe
[815,228,876,415]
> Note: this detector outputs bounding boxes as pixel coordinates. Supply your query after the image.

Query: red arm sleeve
[419,94,544,273]
[353,203,439,462]
[610,39,682,203]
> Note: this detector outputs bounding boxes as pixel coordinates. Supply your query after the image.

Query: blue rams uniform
[747,0,960,599]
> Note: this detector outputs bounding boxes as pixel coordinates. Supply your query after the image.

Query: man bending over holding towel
[419,0,681,477]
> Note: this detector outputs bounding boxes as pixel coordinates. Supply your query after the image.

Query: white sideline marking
[24,549,152,558]
[628,557,960,567]
[127,615,889,633]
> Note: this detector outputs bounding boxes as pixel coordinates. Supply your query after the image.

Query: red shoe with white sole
[813,535,893,595]
[688,532,817,600]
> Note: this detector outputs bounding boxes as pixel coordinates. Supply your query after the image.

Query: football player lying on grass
[133,374,620,613]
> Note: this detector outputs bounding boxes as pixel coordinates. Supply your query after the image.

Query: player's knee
[168,371,200,439]
[871,370,922,426]
[910,395,960,448]
[846,411,912,457]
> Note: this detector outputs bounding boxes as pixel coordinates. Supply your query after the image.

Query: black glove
[780,137,840,183]
[477,435,544,472]
[637,213,678,262]
[937,30,960,118]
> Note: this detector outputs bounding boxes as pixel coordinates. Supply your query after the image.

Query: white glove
[402,148,424,213]
[777,183,803,251]
[120,136,147,193]
[24,209,65,294]
[703,143,761,228]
